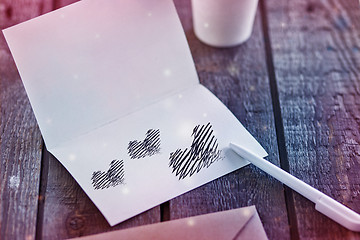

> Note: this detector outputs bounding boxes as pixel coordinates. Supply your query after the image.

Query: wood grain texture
[0,0,53,29]
[0,1,52,239]
[53,0,78,9]
[171,1,290,239]
[266,0,360,238]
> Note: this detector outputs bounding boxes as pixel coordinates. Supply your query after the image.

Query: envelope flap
[3,0,198,149]
[72,206,260,240]
[234,206,268,240]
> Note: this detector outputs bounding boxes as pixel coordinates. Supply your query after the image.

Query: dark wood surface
[0,0,359,239]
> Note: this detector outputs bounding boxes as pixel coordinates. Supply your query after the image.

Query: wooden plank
[0,0,53,29]
[53,0,79,9]
[266,0,360,238]
[0,0,52,239]
[38,0,160,238]
[170,1,291,240]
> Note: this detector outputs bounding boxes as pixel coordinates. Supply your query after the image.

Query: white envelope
[3,0,267,226]
[70,206,268,240]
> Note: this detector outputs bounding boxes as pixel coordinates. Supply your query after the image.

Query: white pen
[229,142,360,232]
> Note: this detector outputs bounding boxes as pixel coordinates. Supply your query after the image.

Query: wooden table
[1,0,360,239]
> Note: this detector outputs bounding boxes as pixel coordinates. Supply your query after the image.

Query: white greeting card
[3,0,267,226]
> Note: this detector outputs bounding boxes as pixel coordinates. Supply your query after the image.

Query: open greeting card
[3,0,267,226]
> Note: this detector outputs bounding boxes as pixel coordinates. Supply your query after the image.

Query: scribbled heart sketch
[128,129,161,159]
[91,160,125,190]
[169,122,222,180]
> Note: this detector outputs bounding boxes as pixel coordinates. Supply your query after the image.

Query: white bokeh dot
[163,69,172,77]
[122,187,130,195]
[187,218,196,227]
[46,118,52,125]
[69,154,77,161]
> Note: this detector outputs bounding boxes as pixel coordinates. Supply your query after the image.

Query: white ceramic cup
[192,0,259,47]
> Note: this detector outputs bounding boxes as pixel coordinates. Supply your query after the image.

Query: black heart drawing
[128,129,161,159]
[169,122,222,180]
[91,159,125,190]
